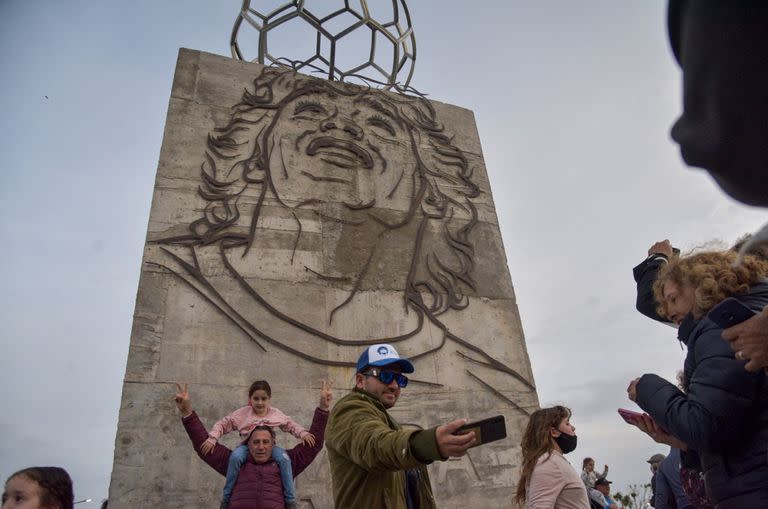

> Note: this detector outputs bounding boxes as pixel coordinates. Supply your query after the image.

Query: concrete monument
[108,48,538,508]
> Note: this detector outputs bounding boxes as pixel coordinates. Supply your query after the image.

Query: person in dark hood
[666,2,768,371]
[667,1,768,207]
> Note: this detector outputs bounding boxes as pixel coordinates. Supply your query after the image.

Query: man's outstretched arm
[175,382,232,476]
[288,379,333,477]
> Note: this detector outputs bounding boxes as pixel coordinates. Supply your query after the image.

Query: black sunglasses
[363,367,409,388]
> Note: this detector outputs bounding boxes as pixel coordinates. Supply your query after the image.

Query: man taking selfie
[325,344,476,509]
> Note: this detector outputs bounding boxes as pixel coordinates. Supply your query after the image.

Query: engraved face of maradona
[267,90,418,224]
[155,66,514,371]
[151,64,535,419]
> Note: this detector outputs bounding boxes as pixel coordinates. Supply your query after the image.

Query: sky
[1,0,765,505]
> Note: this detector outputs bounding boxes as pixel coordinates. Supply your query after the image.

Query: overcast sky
[1,0,765,504]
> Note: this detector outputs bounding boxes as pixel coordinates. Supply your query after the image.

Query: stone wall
[108,48,539,508]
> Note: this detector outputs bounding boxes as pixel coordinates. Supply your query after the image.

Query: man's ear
[354,373,365,389]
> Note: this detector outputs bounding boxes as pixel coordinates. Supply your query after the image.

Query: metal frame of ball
[230,0,416,90]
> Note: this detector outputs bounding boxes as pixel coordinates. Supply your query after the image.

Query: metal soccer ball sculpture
[230,0,416,89]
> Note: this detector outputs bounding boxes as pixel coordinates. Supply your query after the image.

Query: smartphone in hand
[619,408,669,434]
[617,408,644,425]
[708,297,756,329]
[453,415,507,448]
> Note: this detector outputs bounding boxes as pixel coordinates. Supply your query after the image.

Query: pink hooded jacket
[208,405,308,442]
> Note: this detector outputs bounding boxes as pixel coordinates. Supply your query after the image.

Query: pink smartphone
[618,408,643,425]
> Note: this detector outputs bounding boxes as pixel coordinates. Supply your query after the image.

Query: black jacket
[635,281,768,509]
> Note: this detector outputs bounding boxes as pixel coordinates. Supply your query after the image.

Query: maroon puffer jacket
[182,407,328,509]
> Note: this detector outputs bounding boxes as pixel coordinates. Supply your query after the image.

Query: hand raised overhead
[648,239,674,258]
[318,379,333,411]
[174,382,192,417]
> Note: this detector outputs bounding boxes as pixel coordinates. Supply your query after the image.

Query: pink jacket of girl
[208,405,308,441]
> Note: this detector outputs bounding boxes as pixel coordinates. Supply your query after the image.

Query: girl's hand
[634,413,688,451]
[302,433,316,447]
[318,379,333,411]
[199,438,216,456]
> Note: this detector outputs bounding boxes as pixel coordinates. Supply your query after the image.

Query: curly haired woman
[627,250,768,509]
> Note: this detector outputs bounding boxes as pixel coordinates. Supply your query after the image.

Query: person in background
[593,478,618,509]
[580,458,608,489]
[514,405,589,509]
[2,467,74,509]
[647,454,665,508]
[581,458,609,509]
[654,448,694,509]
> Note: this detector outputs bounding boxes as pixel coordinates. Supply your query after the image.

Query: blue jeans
[272,446,295,503]
[222,444,295,503]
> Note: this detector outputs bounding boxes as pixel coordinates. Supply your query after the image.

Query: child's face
[2,475,43,509]
[249,389,271,416]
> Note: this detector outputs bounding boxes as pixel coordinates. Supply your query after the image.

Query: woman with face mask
[514,405,589,509]
[628,250,768,509]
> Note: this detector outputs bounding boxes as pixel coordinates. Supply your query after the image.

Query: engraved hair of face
[175,66,481,317]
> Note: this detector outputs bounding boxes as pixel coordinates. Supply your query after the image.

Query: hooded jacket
[325,388,442,509]
[635,281,768,509]
[667,1,768,207]
[182,407,328,509]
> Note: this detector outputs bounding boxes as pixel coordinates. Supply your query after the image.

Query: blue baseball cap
[356,344,414,374]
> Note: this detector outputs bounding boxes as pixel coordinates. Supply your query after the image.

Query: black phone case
[454,415,507,448]
[708,297,756,329]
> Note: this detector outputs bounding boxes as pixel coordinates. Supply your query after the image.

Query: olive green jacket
[325,388,443,509]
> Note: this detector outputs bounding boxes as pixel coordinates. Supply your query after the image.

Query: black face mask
[554,432,578,454]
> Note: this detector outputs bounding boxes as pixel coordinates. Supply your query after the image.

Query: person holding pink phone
[627,250,768,509]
